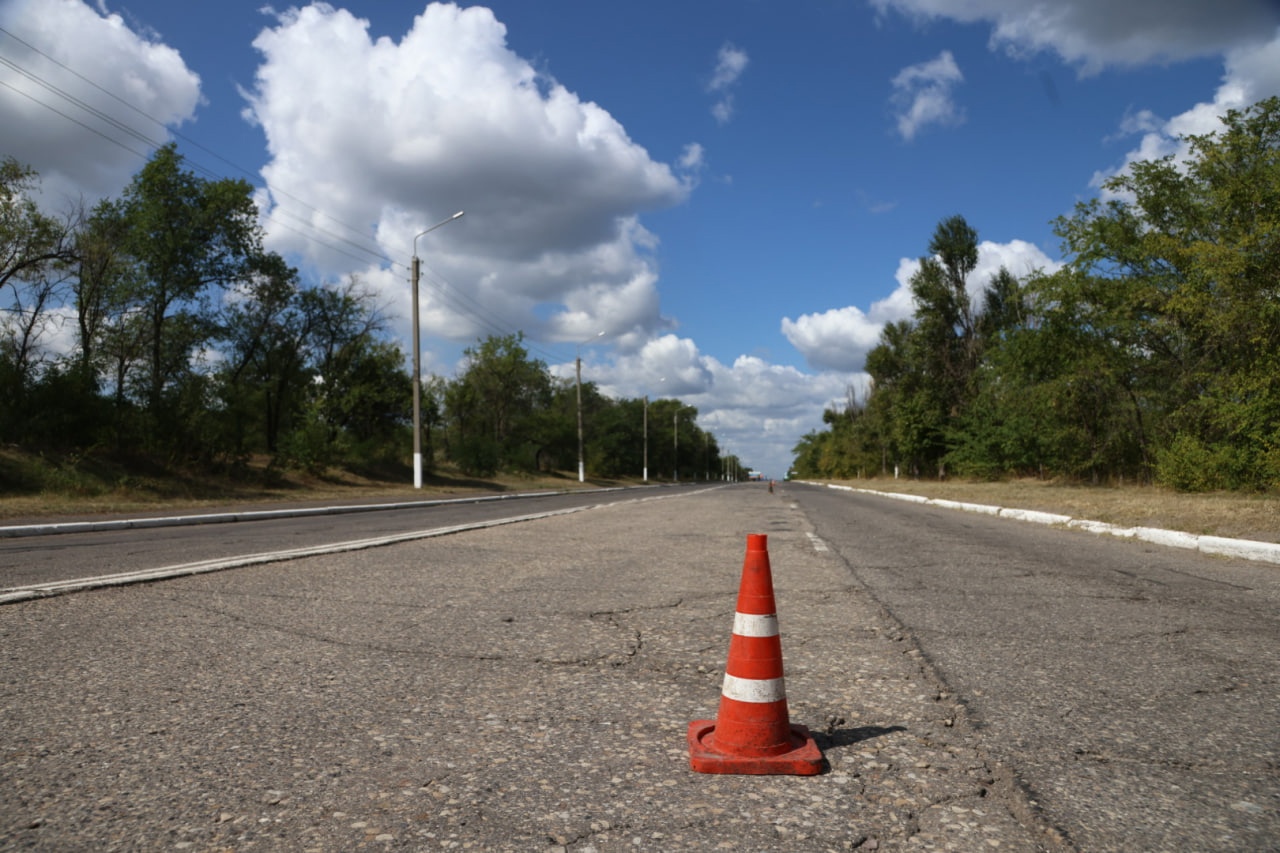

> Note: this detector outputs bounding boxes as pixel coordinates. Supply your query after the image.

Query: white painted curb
[1198,535,1280,563]
[997,507,1073,526]
[800,481,1280,566]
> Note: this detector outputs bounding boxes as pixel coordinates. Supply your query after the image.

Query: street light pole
[575,331,605,483]
[642,377,665,483]
[643,395,648,483]
[673,404,693,482]
[411,210,464,489]
[673,408,680,483]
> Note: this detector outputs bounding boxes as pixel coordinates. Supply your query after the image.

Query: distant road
[787,481,1280,851]
[0,484,707,594]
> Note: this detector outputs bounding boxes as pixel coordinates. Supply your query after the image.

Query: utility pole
[575,353,584,482]
[643,395,649,482]
[411,211,464,489]
[575,331,604,483]
[411,253,422,485]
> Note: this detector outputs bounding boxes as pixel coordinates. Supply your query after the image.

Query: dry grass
[820,477,1280,544]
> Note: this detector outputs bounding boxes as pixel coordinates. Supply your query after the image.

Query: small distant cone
[688,533,823,775]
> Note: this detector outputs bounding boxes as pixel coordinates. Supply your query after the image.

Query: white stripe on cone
[721,673,787,704]
[732,612,779,637]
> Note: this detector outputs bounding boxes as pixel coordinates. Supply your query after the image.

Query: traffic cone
[688,533,823,775]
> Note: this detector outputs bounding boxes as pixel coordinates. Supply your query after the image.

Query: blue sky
[3,0,1279,477]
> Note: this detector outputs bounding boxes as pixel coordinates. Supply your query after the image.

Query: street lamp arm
[414,210,465,257]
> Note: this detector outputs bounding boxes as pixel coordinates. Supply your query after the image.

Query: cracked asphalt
[4,484,1061,850]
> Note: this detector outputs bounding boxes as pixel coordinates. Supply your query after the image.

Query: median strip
[1,485,722,605]
[0,487,629,539]
[0,506,591,605]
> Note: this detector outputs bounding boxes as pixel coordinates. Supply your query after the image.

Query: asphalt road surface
[790,481,1280,851]
[2,482,1276,850]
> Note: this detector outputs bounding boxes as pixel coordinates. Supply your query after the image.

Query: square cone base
[687,720,824,775]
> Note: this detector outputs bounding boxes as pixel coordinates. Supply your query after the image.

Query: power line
[412,262,566,365]
[0,75,152,163]
[0,28,388,256]
[267,206,393,268]
[0,45,399,272]
[0,25,389,254]
[0,55,163,157]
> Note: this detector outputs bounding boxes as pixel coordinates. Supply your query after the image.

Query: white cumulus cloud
[584,334,851,479]
[872,0,1280,189]
[707,43,748,125]
[782,239,1061,372]
[244,2,690,347]
[0,0,202,201]
[870,0,1280,72]
[678,142,706,172]
[890,50,964,141]
[780,307,887,373]
[1093,32,1280,192]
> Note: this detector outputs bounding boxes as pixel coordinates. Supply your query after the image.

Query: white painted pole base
[413,453,423,489]
[578,461,585,482]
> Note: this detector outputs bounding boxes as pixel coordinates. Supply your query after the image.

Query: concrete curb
[803,481,1280,566]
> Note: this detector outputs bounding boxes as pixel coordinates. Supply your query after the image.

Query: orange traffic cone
[688,533,823,775]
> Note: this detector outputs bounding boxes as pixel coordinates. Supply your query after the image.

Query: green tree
[863,319,934,475]
[73,199,136,393]
[445,333,553,475]
[947,266,1052,479]
[325,338,411,452]
[1054,96,1280,489]
[584,396,642,478]
[907,215,983,473]
[0,158,72,295]
[117,144,262,447]
[282,279,401,470]
[419,374,448,475]
[213,252,310,460]
[0,158,75,441]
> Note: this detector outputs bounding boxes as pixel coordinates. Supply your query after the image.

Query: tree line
[793,97,1280,492]
[1,144,731,482]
